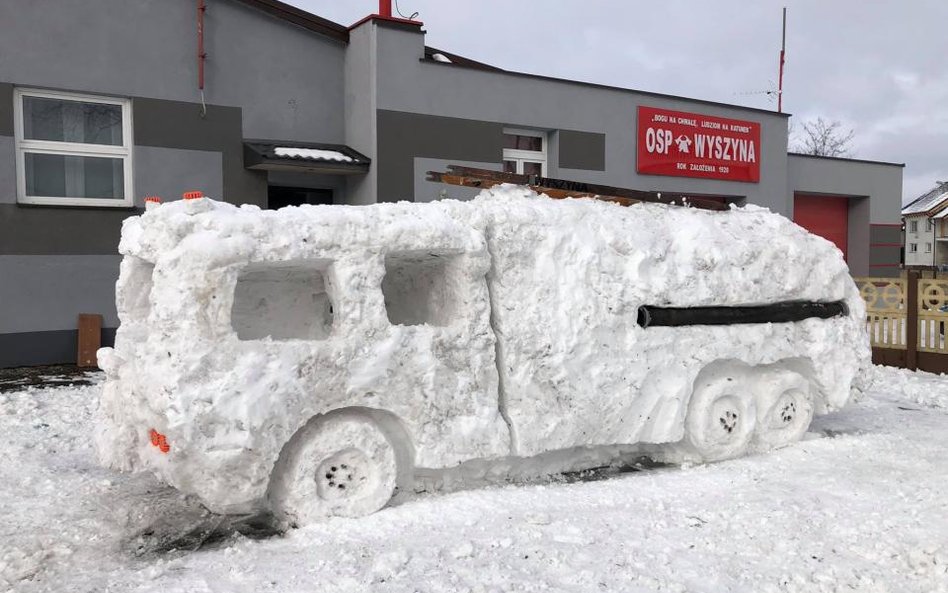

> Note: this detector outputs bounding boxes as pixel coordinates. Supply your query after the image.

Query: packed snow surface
[273,147,354,162]
[3,366,947,592]
[95,186,868,515]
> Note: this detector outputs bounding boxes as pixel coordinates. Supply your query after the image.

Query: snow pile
[869,365,948,410]
[273,147,354,162]
[5,369,948,591]
[95,185,869,515]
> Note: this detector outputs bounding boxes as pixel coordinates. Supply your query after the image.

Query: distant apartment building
[903,182,948,269]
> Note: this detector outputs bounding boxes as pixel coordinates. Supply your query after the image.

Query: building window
[926,219,934,232]
[909,243,918,253]
[503,128,546,176]
[909,220,918,233]
[14,88,133,207]
[925,243,932,253]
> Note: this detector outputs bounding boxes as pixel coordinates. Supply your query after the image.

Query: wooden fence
[854,271,948,373]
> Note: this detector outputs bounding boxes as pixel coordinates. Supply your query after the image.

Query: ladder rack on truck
[426,165,731,212]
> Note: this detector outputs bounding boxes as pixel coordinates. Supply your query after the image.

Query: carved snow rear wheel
[269,411,398,525]
[753,370,814,451]
[685,369,756,461]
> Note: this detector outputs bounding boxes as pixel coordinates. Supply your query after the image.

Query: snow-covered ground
[2,366,947,593]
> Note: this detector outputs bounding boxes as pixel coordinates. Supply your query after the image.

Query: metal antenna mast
[778,7,787,112]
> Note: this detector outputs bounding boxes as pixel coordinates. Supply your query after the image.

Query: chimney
[379,0,392,17]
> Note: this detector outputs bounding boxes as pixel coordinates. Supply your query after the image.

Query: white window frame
[503,128,547,176]
[909,243,918,253]
[909,220,918,233]
[926,218,934,232]
[925,243,932,253]
[13,88,134,207]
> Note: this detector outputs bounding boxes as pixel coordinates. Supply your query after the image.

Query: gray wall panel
[343,23,378,205]
[0,328,116,368]
[870,225,902,245]
[869,245,902,266]
[847,197,870,276]
[0,83,11,136]
[134,146,223,206]
[559,130,606,171]
[0,136,14,204]
[374,26,789,214]
[0,0,345,144]
[377,110,503,202]
[0,205,136,255]
[133,97,266,206]
[0,255,122,333]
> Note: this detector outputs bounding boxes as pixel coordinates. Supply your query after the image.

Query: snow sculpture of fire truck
[96,186,868,524]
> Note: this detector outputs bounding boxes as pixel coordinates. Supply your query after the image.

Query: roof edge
[419,59,792,118]
[788,152,905,168]
[230,0,349,43]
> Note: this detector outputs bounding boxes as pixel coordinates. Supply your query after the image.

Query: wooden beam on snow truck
[425,165,730,212]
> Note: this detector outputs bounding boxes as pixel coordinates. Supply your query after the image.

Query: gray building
[0,0,904,367]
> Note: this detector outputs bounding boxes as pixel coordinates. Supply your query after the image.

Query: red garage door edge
[793,194,849,261]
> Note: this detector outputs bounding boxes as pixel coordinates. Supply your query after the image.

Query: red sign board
[636,106,761,183]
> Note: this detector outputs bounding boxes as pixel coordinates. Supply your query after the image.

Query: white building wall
[904,215,934,266]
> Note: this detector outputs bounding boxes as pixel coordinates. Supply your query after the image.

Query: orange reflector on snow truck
[149,428,170,453]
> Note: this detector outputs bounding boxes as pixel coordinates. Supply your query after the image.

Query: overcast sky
[290,0,947,203]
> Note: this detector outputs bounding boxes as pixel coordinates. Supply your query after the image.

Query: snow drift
[95,186,869,522]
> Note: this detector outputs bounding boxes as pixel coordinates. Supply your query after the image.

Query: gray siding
[342,22,379,205]
[559,130,606,171]
[0,206,136,255]
[0,0,346,143]
[373,26,791,214]
[133,98,265,206]
[0,83,11,135]
[870,225,902,245]
[0,136,14,204]
[377,110,502,202]
[0,255,122,333]
[135,147,224,205]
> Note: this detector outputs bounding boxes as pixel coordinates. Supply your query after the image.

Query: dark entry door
[267,186,333,210]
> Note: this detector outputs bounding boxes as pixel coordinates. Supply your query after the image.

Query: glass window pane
[503,160,518,174]
[23,96,123,146]
[503,134,518,150]
[25,153,125,199]
[523,161,543,176]
[517,135,543,151]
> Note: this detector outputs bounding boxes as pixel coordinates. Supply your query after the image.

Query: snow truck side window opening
[231,261,334,341]
[121,257,155,323]
[382,251,459,327]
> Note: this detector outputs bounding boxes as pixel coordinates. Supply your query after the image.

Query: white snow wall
[96,187,869,512]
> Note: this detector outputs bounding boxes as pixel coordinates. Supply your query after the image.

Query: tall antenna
[778,7,787,112]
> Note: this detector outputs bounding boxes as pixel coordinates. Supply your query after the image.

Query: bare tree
[792,117,855,157]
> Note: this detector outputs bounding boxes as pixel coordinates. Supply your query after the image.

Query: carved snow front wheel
[685,369,756,462]
[753,370,814,451]
[269,411,398,525]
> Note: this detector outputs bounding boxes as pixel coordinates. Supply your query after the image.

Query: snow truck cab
[96,186,870,524]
